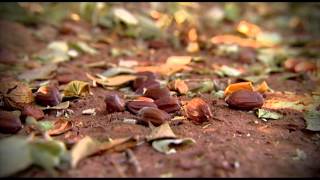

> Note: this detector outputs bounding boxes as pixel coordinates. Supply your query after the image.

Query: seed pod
[138,107,171,126]
[226,90,264,110]
[143,87,171,100]
[35,85,61,106]
[21,104,44,121]
[154,96,180,113]
[0,110,22,134]
[126,101,157,114]
[184,98,213,124]
[105,94,125,113]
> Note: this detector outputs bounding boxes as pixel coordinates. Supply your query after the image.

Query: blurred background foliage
[0,2,319,40]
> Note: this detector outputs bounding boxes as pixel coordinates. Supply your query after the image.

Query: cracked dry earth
[1,18,320,178]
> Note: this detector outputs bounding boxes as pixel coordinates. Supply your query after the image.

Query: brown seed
[138,107,171,126]
[135,96,154,103]
[35,85,61,106]
[226,90,264,110]
[105,94,125,113]
[21,104,44,121]
[126,100,157,114]
[0,110,22,134]
[154,96,180,113]
[284,58,301,71]
[133,77,160,94]
[184,98,213,124]
[294,61,316,73]
[143,87,171,100]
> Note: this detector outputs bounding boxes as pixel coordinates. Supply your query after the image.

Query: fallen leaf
[39,101,70,110]
[304,110,320,131]
[29,138,68,175]
[18,63,57,82]
[103,75,137,87]
[263,100,305,112]
[82,108,96,115]
[25,116,54,133]
[224,82,254,97]
[256,32,282,47]
[146,122,177,142]
[168,79,189,95]
[0,136,32,177]
[70,136,139,168]
[166,56,192,65]
[101,67,136,78]
[118,59,138,68]
[215,65,242,77]
[70,136,101,168]
[151,138,195,154]
[211,35,262,49]
[47,119,72,136]
[71,41,97,55]
[256,109,283,121]
[113,8,138,25]
[194,80,214,93]
[254,81,271,93]
[237,20,262,38]
[63,80,90,98]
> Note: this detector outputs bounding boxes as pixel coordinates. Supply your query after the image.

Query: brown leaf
[47,119,72,136]
[168,79,189,95]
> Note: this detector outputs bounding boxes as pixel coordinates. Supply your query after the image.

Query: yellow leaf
[166,56,192,65]
[64,80,90,98]
[104,75,137,87]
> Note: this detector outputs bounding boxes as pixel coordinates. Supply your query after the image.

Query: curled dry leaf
[184,98,213,124]
[104,75,137,87]
[151,138,196,155]
[256,109,283,121]
[168,79,189,95]
[166,56,192,65]
[224,82,254,97]
[254,81,270,94]
[211,35,263,49]
[47,119,72,136]
[63,80,90,98]
[146,122,176,142]
[39,101,70,110]
[0,81,34,110]
[237,20,262,38]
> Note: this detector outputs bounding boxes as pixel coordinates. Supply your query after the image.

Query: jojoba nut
[137,107,171,126]
[226,90,264,110]
[154,96,180,113]
[126,100,157,114]
[0,110,22,134]
[143,87,170,100]
[184,98,213,124]
[21,104,44,121]
[105,94,125,113]
[35,86,61,106]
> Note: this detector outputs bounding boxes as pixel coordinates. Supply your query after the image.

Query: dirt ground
[1,3,320,178]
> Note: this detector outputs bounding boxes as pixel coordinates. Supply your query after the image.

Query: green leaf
[224,3,240,22]
[215,65,241,77]
[212,90,225,99]
[256,109,283,120]
[256,32,282,46]
[101,67,136,77]
[29,138,68,174]
[194,80,214,94]
[63,81,90,98]
[26,116,54,132]
[304,110,320,131]
[0,136,32,177]
[113,8,138,25]
[151,138,196,155]
[71,42,97,55]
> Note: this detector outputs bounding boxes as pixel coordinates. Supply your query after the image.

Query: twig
[111,159,127,178]
[126,149,142,174]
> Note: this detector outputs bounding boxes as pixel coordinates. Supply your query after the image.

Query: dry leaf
[166,56,192,65]
[224,82,254,97]
[146,122,177,142]
[38,101,70,110]
[168,79,189,95]
[63,80,90,98]
[211,35,263,48]
[254,81,270,94]
[104,75,137,87]
[47,119,72,136]
[18,63,57,82]
[237,20,262,38]
[151,138,195,155]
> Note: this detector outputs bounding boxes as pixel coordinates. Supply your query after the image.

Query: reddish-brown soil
[1,8,320,177]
